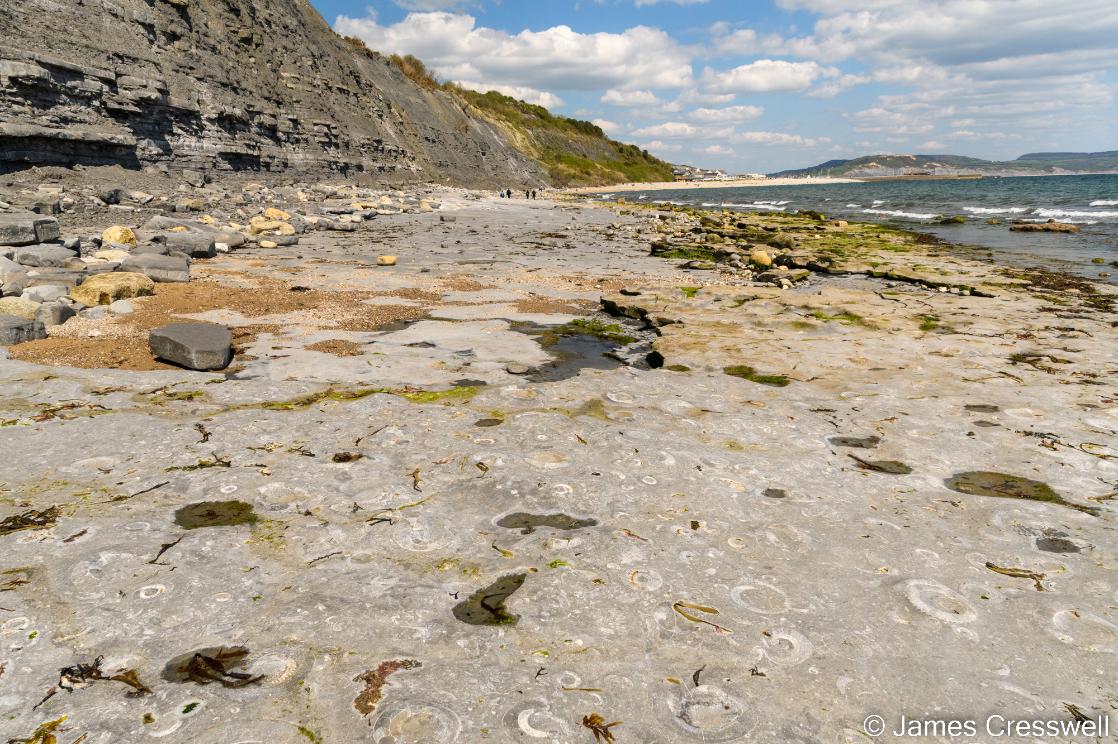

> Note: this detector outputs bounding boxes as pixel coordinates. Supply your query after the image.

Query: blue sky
[317,0,1118,173]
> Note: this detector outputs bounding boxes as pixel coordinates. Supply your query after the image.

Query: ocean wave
[1035,208,1118,219]
[1016,218,1101,225]
[845,203,861,208]
[863,208,938,220]
[962,206,1028,214]
[717,202,786,210]
[1089,200,1118,206]
[871,200,885,206]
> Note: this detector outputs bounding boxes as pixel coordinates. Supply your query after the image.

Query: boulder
[175,198,205,213]
[22,284,68,303]
[0,315,46,345]
[750,249,773,268]
[14,243,76,268]
[36,301,76,326]
[70,272,155,305]
[376,255,397,266]
[0,213,60,246]
[259,240,278,249]
[182,169,206,188]
[26,268,86,288]
[93,249,132,262]
[153,231,216,258]
[1010,221,1080,233]
[120,253,190,282]
[102,225,138,247]
[149,322,232,370]
[264,207,290,220]
[0,296,41,319]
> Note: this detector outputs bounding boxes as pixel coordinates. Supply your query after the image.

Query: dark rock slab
[149,322,232,370]
[0,315,46,344]
[14,243,77,267]
[0,213,60,246]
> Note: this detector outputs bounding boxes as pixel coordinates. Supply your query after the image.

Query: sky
[315,0,1118,173]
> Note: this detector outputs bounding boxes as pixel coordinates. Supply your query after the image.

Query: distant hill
[770,151,1118,178]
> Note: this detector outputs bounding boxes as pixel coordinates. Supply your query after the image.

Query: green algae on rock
[828,435,881,449]
[174,501,258,529]
[723,365,791,387]
[945,471,1100,515]
[452,573,527,626]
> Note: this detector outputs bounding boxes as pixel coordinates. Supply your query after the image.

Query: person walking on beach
[506,189,513,199]
[531,190,537,199]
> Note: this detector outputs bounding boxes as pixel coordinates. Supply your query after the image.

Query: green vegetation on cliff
[343,38,674,186]
[446,87,674,186]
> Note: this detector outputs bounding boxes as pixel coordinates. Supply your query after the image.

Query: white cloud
[631,122,697,138]
[592,118,622,134]
[704,144,734,155]
[689,105,764,123]
[454,81,564,108]
[335,11,693,94]
[601,89,662,107]
[641,140,684,153]
[731,131,819,147]
[701,60,838,93]
[635,0,709,5]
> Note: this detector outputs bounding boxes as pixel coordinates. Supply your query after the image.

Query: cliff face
[0,0,544,185]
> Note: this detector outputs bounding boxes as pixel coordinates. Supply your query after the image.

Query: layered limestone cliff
[0,0,544,185]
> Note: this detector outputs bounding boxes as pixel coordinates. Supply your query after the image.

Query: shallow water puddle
[945,471,1100,515]
[162,646,263,687]
[828,435,881,448]
[849,455,913,474]
[173,500,259,529]
[497,512,598,535]
[452,573,527,626]
[510,320,631,382]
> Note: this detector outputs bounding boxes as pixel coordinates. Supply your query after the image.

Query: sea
[603,173,1118,284]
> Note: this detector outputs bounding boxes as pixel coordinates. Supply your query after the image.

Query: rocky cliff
[0,0,544,185]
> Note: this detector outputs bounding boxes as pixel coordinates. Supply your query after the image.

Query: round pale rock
[149,322,232,371]
[259,240,278,249]
[264,207,290,221]
[750,249,773,268]
[70,272,155,306]
[101,225,138,247]
[377,255,397,266]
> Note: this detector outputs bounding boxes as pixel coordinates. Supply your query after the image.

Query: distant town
[672,165,767,181]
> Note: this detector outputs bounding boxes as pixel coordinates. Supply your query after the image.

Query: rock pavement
[0,187,1115,744]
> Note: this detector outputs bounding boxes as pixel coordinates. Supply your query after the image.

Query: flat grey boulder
[156,231,216,258]
[120,253,190,282]
[0,315,46,344]
[14,243,77,267]
[149,322,232,370]
[22,284,68,303]
[0,213,61,246]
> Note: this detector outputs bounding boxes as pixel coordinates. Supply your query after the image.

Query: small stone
[505,363,531,375]
[377,255,397,266]
[215,242,231,254]
[102,225,138,247]
[149,322,233,370]
[81,305,110,320]
[0,315,46,345]
[440,215,457,222]
[109,299,136,315]
[182,169,206,188]
[259,240,278,249]
[93,249,132,262]
[264,207,290,221]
